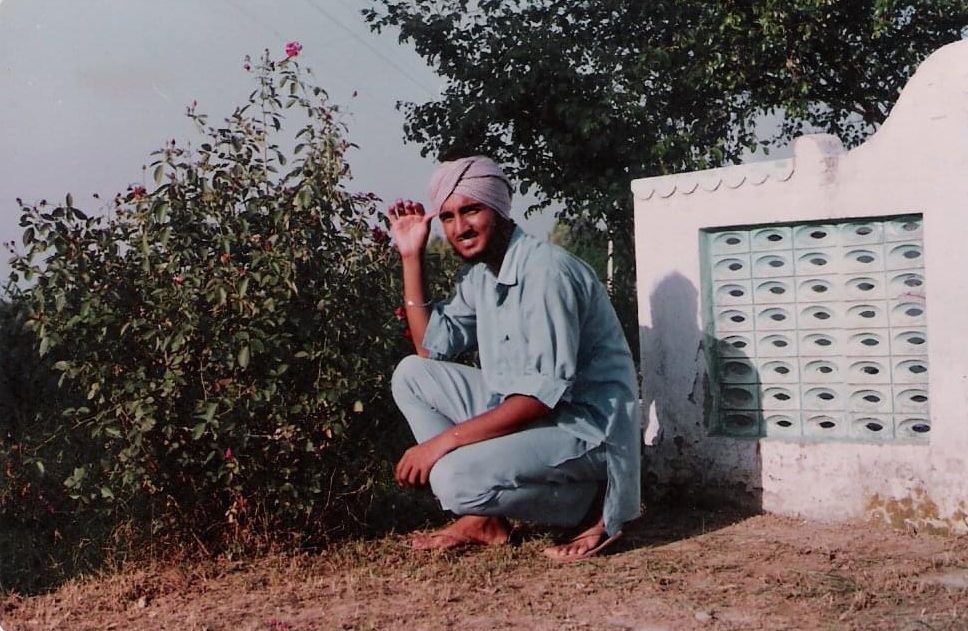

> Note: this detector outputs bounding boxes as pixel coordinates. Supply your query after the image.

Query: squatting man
[388,156,640,561]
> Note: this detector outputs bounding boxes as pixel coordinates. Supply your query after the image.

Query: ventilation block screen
[701,215,929,442]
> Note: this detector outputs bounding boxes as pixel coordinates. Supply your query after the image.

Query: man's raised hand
[387,199,435,259]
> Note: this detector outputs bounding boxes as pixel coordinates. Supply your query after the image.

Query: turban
[426,156,513,219]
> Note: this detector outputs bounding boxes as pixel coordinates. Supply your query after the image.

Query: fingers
[395,447,430,488]
[394,451,409,486]
[395,449,414,487]
[387,199,428,222]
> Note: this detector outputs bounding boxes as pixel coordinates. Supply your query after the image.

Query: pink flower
[371,226,389,245]
[394,306,406,321]
[224,447,235,461]
[285,41,303,58]
[130,186,147,200]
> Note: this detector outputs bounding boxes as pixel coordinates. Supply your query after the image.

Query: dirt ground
[3,506,968,631]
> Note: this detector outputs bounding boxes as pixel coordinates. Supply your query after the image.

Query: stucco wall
[632,40,968,532]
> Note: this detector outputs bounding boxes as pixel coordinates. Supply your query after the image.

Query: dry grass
[4,506,968,631]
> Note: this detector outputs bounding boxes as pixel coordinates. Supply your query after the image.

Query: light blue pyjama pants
[391,355,606,527]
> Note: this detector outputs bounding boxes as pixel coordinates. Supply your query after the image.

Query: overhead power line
[302,0,438,97]
[226,0,288,41]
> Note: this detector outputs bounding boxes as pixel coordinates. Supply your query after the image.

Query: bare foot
[410,515,511,551]
[542,518,623,562]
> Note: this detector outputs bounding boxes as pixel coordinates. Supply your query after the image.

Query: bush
[0,299,84,593]
[6,48,411,554]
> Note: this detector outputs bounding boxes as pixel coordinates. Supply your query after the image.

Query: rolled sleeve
[421,306,471,360]
[500,373,573,410]
[421,267,478,360]
[502,260,584,409]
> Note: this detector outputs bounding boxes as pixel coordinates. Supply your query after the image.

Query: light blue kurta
[421,227,641,536]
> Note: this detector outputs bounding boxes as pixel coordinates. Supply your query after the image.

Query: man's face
[439,193,501,263]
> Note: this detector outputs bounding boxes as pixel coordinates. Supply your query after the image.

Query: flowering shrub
[285,41,303,58]
[5,47,408,551]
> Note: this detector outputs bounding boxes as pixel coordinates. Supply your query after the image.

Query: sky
[0,0,554,283]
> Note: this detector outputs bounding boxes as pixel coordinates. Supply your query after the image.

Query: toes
[410,533,460,551]
[543,529,608,561]
[543,541,588,560]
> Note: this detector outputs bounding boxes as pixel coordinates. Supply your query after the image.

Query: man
[388,156,640,561]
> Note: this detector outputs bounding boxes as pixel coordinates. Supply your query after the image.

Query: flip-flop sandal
[543,529,624,563]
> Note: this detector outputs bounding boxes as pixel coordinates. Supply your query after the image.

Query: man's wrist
[442,428,462,452]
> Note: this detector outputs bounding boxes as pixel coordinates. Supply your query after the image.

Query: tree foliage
[4,50,410,559]
[367,0,967,222]
[365,0,968,342]
[549,221,608,284]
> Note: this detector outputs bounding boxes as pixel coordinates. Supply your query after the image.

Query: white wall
[632,40,968,532]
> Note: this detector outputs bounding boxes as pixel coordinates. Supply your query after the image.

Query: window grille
[701,215,929,442]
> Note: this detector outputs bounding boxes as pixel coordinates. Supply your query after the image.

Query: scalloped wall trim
[631,158,795,200]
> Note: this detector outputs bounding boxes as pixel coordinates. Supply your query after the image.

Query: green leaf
[202,402,218,423]
[154,201,169,222]
[296,187,312,209]
[237,344,250,368]
[154,164,164,184]
[64,466,86,488]
[192,422,207,440]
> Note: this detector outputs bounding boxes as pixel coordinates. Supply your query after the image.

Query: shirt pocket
[496,293,531,375]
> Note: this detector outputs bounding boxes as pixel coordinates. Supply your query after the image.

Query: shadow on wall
[638,271,764,515]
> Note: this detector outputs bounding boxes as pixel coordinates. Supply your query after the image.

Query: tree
[549,220,608,284]
[365,0,968,343]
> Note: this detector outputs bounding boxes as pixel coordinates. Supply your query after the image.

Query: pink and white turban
[426,156,513,219]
